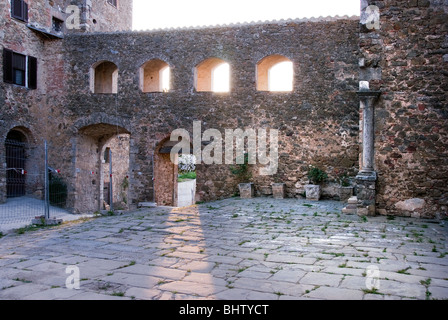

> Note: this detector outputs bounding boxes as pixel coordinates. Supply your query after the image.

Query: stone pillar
[355,84,381,216]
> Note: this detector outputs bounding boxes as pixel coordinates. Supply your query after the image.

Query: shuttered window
[12,52,26,86]
[2,48,37,89]
[11,0,28,22]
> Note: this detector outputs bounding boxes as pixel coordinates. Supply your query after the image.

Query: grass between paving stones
[14,223,56,235]
[397,267,412,275]
[2,198,446,300]
[420,278,432,300]
[8,216,96,236]
[362,288,382,295]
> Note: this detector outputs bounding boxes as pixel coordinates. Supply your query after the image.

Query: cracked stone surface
[0,197,447,300]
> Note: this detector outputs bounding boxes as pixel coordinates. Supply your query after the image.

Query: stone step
[342,197,357,214]
[138,202,157,208]
[347,196,358,204]
[342,206,357,214]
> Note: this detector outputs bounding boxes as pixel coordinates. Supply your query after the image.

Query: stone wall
[0,0,133,207]
[100,134,130,210]
[52,17,360,210]
[88,0,133,32]
[2,1,446,218]
[360,0,448,218]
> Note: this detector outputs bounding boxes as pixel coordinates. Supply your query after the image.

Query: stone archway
[74,123,130,213]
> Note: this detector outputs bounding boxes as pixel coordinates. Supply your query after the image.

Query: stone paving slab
[304,286,364,300]
[0,197,447,300]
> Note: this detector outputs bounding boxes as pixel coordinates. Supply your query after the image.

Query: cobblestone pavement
[0,197,447,300]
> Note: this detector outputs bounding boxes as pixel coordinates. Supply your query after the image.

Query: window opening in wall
[12,53,26,87]
[104,147,111,163]
[140,59,170,93]
[268,61,293,92]
[160,66,170,92]
[52,17,64,32]
[3,48,37,89]
[211,63,230,93]
[257,55,293,92]
[11,0,28,22]
[195,58,230,92]
[91,61,118,94]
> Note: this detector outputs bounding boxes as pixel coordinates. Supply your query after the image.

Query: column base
[354,170,377,216]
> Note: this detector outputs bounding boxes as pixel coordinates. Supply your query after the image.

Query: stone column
[355,83,381,216]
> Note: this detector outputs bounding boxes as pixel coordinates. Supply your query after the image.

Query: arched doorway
[75,123,130,213]
[5,130,27,198]
[154,138,196,207]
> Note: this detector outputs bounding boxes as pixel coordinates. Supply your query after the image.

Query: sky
[132,0,360,31]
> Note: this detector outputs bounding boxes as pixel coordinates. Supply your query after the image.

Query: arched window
[91,61,118,94]
[195,58,230,92]
[140,59,170,92]
[256,55,293,92]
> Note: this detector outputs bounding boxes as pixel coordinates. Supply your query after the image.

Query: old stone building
[0,0,447,219]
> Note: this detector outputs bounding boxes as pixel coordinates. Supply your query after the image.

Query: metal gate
[1,140,72,232]
[5,138,26,198]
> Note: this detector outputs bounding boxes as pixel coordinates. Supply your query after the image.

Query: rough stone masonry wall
[0,0,48,203]
[360,0,448,218]
[0,0,133,206]
[51,17,360,211]
[100,134,130,209]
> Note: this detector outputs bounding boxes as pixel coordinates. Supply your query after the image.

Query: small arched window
[256,55,293,92]
[195,58,230,92]
[91,61,118,94]
[140,59,170,93]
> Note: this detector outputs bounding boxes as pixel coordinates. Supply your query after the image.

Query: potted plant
[337,172,353,201]
[230,153,254,198]
[305,165,327,201]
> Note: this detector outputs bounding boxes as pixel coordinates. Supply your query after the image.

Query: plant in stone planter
[305,165,327,201]
[230,153,254,198]
[337,172,353,201]
[338,172,351,187]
